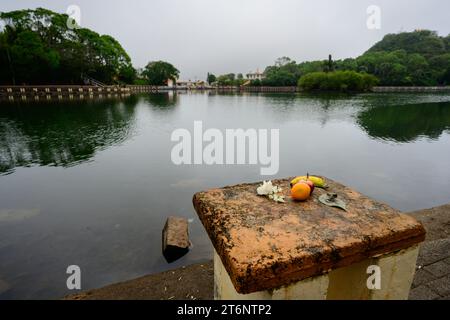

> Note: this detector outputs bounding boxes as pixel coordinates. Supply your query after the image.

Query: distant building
[176,80,194,87]
[176,80,208,88]
[246,69,265,81]
[167,78,176,87]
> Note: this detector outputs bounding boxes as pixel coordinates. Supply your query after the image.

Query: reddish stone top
[193,177,426,294]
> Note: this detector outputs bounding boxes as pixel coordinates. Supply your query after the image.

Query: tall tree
[0,8,136,84]
[207,72,216,84]
[143,61,179,85]
[0,30,15,84]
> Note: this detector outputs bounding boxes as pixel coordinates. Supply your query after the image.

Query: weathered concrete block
[214,246,420,300]
[370,245,419,300]
[162,216,190,263]
[213,250,329,300]
[193,177,426,299]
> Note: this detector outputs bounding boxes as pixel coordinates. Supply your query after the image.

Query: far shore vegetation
[298,71,379,92]
[1,8,450,90]
[208,30,450,89]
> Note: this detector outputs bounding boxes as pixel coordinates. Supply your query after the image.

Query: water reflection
[143,92,179,108]
[0,96,139,174]
[2,92,450,175]
[1,92,450,299]
[357,101,450,143]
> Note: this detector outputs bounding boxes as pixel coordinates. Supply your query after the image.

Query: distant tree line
[0,8,179,86]
[2,9,448,89]
[207,30,450,89]
[262,30,450,88]
[206,72,246,86]
[0,8,136,85]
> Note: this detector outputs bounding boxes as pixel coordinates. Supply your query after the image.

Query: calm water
[1,92,450,299]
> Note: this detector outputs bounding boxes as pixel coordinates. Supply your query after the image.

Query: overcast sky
[1,0,450,80]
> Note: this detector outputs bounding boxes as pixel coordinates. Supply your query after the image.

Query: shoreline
[2,85,450,100]
[65,203,450,300]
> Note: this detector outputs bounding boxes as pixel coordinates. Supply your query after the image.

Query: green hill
[262,30,450,87]
[358,30,450,86]
[367,30,449,58]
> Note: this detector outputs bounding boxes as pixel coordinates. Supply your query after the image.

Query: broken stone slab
[193,177,426,299]
[162,216,190,263]
[0,277,10,295]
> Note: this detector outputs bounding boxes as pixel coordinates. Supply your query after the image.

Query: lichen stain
[192,177,426,293]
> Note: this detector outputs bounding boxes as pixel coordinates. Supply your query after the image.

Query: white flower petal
[257,180,274,195]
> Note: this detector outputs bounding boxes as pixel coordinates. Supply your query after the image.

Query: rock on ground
[162,216,190,263]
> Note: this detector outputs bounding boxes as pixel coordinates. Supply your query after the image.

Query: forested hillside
[258,30,450,87]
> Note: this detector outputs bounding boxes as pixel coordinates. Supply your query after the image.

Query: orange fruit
[291,182,311,201]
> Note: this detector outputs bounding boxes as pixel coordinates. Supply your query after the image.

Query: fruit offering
[304,180,315,194]
[290,174,326,188]
[291,181,311,201]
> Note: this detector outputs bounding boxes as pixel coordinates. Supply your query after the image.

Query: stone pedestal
[193,177,426,300]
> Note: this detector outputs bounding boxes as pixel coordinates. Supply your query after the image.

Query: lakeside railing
[2,85,450,100]
[372,86,450,92]
[217,86,299,92]
[0,85,165,100]
[0,85,158,96]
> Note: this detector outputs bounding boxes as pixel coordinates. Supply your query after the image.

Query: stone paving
[409,238,450,300]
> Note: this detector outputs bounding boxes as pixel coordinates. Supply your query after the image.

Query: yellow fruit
[290,175,326,188]
[291,182,311,201]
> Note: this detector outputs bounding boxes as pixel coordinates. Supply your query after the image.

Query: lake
[1,91,450,299]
